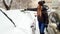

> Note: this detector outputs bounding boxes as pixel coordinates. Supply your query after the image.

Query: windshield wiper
[0,9,16,27]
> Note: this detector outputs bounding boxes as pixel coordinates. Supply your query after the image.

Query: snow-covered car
[0,8,59,34]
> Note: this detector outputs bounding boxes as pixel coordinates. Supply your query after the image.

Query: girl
[37,1,49,34]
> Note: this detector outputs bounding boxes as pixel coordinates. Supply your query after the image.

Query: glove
[31,25,34,28]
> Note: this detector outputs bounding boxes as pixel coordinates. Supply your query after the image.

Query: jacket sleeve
[45,12,49,24]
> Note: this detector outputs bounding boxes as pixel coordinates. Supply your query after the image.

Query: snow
[0,9,14,34]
